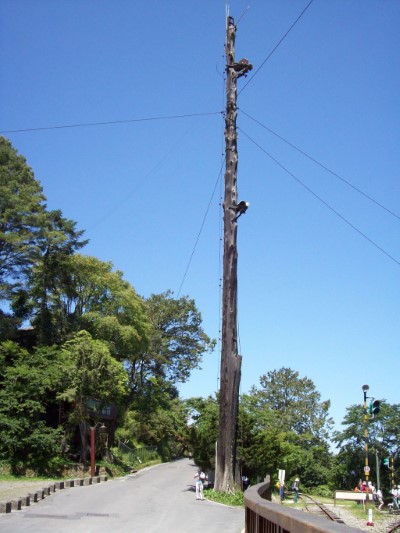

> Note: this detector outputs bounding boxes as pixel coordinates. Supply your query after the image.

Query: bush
[307,485,333,498]
[204,488,244,506]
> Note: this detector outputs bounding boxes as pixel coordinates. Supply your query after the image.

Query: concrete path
[0,458,244,532]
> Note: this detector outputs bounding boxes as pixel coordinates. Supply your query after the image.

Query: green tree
[332,402,400,490]
[0,341,68,470]
[0,137,46,301]
[239,368,334,488]
[129,291,215,397]
[238,394,287,482]
[186,395,219,469]
[44,253,151,353]
[27,212,87,344]
[117,381,190,461]
[252,368,333,440]
[59,330,129,462]
[0,137,87,343]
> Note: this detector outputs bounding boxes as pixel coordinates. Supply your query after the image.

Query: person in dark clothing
[292,478,300,503]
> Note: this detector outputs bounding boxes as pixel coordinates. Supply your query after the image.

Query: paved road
[0,459,244,532]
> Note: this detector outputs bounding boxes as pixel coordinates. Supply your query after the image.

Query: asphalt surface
[0,459,244,532]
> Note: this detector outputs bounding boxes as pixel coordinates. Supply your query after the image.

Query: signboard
[364,466,370,473]
[86,398,117,420]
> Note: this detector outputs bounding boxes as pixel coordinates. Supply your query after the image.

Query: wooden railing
[244,476,363,532]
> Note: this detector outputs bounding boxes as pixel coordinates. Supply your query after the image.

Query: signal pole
[362,384,370,489]
[215,15,252,492]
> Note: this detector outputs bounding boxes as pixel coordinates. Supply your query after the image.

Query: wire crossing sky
[239,109,400,221]
[238,127,400,267]
[0,111,223,134]
[1,0,399,434]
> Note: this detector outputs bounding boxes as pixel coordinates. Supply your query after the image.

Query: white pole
[367,508,374,526]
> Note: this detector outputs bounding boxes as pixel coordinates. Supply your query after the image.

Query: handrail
[244,476,364,532]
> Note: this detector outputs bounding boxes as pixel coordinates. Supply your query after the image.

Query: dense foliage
[188,369,335,490]
[332,402,400,492]
[187,370,400,493]
[0,138,212,471]
[238,368,334,487]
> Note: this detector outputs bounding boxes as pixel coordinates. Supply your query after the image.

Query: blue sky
[1,0,399,436]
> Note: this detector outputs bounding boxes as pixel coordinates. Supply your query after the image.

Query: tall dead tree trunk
[215,15,252,492]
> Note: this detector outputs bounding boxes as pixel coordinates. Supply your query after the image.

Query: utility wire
[240,109,400,221]
[177,160,224,297]
[0,111,223,134]
[239,0,315,95]
[236,5,250,26]
[239,127,400,267]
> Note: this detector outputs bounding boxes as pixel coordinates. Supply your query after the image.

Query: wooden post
[215,15,251,492]
[90,427,96,477]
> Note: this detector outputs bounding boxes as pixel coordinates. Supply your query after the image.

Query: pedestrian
[242,475,249,491]
[279,481,285,501]
[368,481,376,500]
[194,469,207,500]
[354,479,363,492]
[292,478,300,503]
[376,488,384,511]
[391,486,400,508]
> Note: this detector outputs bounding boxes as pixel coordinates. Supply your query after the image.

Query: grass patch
[0,459,64,480]
[204,488,244,507]
[337,501,388,524]
[97,457,161,477]
[135,459,162,470]
[0,455,162,482]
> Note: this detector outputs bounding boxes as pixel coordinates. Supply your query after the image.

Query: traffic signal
[383,458,390,467]
[369,399,381,416]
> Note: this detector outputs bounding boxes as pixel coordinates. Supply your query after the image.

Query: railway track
[387,517,400,533]
[302,493,345,524]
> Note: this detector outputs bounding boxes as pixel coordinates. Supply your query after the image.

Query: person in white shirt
[194,469,207,500]
[376,488,384,511]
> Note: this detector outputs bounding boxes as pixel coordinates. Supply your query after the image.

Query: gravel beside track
[325,503,397,532]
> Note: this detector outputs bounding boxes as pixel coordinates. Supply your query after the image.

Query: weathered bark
[215,16,242,492]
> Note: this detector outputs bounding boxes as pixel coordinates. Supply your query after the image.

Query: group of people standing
[355,479,377,495]
[355,480,380,501]
[390,486,400,501]
[276,478,300,503]
[354,479,394,511]
[387,485,400,511]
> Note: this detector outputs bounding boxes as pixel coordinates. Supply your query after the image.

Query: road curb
[0,475,108,514]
